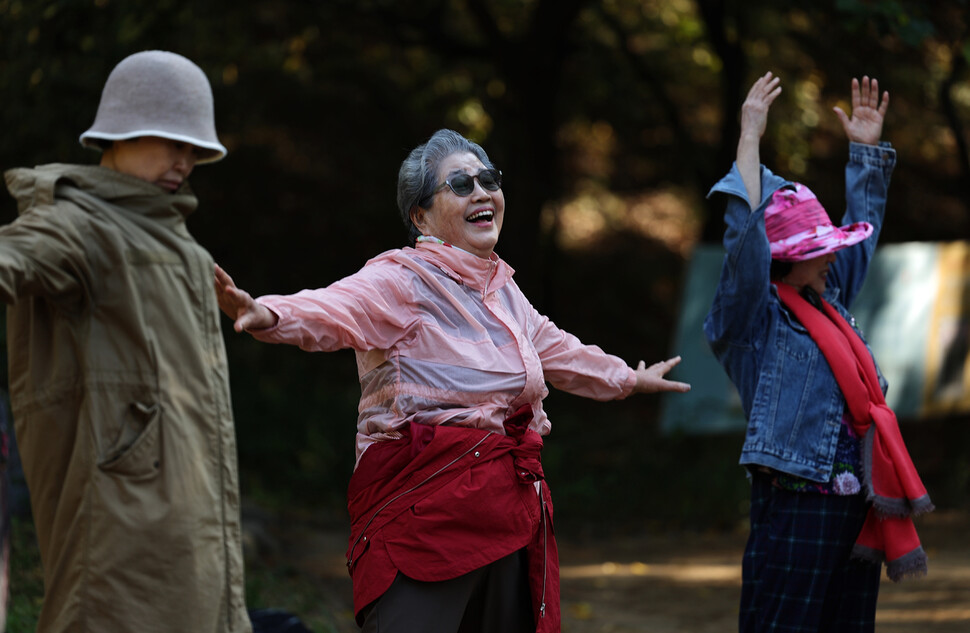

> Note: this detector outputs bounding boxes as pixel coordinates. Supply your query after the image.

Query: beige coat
[2,164,250,633]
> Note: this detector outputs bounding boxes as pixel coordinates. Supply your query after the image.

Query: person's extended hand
[833,76,889,146]
[740,71,782,142]
[214,264,278,332]
[633,356,691,394]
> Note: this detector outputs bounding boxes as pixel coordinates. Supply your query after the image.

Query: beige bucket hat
[79,50,227,163]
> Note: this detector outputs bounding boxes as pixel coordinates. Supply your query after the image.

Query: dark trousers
[360,548,535,633]
[740,472,881,633]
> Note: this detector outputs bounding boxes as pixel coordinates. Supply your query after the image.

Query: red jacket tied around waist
[346,405,560,632]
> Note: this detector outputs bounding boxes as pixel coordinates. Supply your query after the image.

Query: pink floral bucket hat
[764,183,873,262]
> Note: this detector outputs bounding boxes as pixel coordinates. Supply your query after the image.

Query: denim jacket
[704,142,896,481]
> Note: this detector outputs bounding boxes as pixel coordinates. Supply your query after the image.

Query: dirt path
[275,510,970,632]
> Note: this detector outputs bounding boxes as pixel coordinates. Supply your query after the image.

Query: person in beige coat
[1,51,250,632]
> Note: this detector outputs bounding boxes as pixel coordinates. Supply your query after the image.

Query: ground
[261,508,970,632]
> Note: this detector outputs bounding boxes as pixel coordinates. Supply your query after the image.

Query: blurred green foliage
[8,518,42,631]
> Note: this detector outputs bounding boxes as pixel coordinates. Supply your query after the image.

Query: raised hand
[737,72,782,208]
[633,356,691,394]
[833,76,889,146]
[741,71,782,142]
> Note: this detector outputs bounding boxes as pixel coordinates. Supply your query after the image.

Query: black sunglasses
[431,168,503,198]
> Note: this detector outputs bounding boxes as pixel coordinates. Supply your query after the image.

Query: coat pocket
[97,401,161,480]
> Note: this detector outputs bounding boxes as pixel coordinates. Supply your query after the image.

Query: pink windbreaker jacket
[251,240,637,463]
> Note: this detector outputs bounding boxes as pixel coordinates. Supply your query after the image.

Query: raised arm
[737,72,782,208]
[828,76,895,304]
[833,76,889,146]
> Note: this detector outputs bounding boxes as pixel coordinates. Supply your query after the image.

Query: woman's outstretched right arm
[214,264,279,332]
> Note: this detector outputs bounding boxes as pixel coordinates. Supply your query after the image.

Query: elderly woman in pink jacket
[215,128,690,633]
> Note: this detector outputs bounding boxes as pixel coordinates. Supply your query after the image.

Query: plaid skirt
[740,471,881,633]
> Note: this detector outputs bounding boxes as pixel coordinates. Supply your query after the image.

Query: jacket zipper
[347,433,492,569]
[482,259,496,300]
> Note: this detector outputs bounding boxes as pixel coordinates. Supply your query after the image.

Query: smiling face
[783,252,837,295]
[100,136,201,192]
[411,152,505,258]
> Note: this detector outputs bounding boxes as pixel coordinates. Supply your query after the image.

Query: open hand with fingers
[633,356,691,394]
[740,71,783,142]
[833,76,889,146]
[214,264,278,332]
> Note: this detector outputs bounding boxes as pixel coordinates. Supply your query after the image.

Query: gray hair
[397,129,495,246]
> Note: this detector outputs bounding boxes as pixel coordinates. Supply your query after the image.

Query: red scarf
[774,282,933,581]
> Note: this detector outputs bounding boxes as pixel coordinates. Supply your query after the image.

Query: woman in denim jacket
[705,73,929,633]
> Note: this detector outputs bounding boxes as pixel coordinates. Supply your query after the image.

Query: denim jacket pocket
[775,303,810,337]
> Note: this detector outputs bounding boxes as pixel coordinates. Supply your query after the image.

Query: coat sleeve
[828,142,896,307]
[0,203,91,306]
[250,259,416,353]
[704,163,789,352]
[527,304,636,401]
